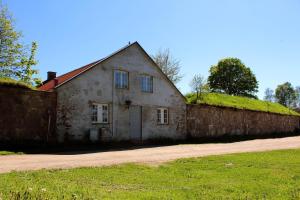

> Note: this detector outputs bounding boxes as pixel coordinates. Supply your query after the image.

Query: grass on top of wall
[0,149,300,199]
[186,92,300,116]
[0,77,35,90]
[0,151,23,156]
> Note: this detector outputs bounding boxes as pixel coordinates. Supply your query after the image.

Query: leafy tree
[0,2,40,85]
[295,86,300,108]
[189,74,208,100]
[208,58,258,98]
[152,48,183,84]
[275,82,297,107]
[19,42,41,85]
[264,88,275,102]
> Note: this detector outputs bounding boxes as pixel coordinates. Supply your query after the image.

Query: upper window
[140,75,153,93]
[91,104,108,123]
[114,70,128,89]
[157,108,168,124]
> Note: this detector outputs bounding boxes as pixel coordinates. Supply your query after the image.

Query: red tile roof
[38,60,99,91]
[37,42,136,91]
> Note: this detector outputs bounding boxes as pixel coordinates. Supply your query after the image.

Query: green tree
[0,2,40,85]
[296,86,300,108]
[275,82,297,107]
[152,48,183,84]
[208,58,258,98]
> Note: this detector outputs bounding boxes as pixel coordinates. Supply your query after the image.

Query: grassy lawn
[186,92,300,116]
[0,151,23,156]
[1,149,300,199]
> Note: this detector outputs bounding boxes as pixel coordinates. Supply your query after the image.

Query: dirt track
[1,136,300,174]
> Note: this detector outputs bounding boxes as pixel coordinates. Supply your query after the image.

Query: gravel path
[1,136,300,174]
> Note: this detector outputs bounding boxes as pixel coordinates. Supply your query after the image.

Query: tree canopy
[0,3,40,85]
[152,48,183,84]
[275,82,297,107]
[208,58,258,98]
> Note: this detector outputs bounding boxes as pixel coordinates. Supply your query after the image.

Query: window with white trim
[140,75,153,93]
[157,108,168,124]
[114,70,128,89]
[91,104,108,123]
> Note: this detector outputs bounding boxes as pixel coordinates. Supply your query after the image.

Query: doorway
[129,106,142,141]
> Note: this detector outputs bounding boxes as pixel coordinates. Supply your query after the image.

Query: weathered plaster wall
[0,87,57,143]
[187,104,300,138]
[56,44,186,142]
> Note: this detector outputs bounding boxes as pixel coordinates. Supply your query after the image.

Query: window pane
[149,77,153,92]
[157,109,161,123]
[91,105,98,122]
[163,109,168,124]
[115,70,128,89]
[91,104,109,123]
[103,105,108,110]
[141,75,153,92]
[102,105,108,123]
[115,71,120,88]
[123,72,128,88]
[102,112,108,123]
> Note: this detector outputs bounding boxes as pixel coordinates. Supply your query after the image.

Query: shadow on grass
[1,131,299,155]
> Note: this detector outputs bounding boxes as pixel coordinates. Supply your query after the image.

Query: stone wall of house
[187,104,300,138]
[55,44,186,143]
[0,86,57,143]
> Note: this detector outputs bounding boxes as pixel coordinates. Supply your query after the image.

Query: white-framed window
[114,70,128,89]
[140,75,153,93]
[157,108,168,124]
[91,103,109,123]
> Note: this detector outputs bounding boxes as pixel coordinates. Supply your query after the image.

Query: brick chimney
[47,71,56,81]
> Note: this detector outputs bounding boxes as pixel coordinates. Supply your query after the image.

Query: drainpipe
[112,70,114,137]
[47,109,51,143]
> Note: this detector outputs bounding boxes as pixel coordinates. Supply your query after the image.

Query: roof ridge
[38,42,137,91]
[53,42,137,89]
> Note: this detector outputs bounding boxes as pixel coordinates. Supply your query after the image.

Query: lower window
[91,103,108,123]
[157,108,168,124]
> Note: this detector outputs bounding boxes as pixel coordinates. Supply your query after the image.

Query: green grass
[1,149,300,199]
[186,92,300,116]
[0,151,23,156]
[0,77,35,90]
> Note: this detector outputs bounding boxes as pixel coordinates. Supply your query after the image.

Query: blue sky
[4,0,300,98]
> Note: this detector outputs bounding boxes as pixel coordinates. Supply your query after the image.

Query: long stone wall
[0,86,57,143]
[1,85,299,143]
[187,104,300,138]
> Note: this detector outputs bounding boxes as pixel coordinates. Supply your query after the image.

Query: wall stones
[0,87,57,143]
[187,104,300,138]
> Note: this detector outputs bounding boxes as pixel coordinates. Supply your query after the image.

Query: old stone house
[39,42,187,142]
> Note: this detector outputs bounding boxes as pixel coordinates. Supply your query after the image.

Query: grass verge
[186,92,300,116]
[0,149,300,199]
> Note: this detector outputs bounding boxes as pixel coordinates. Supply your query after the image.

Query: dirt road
[1,136,300,174]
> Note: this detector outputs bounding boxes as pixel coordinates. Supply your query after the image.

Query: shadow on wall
[0,86,57,144]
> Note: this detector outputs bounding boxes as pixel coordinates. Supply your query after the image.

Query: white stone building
[39,42,186,142]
